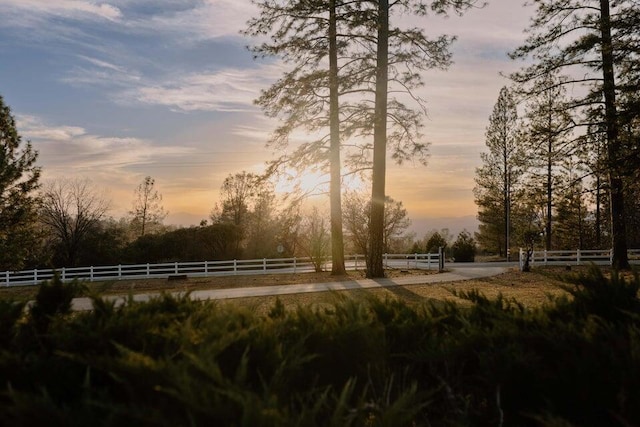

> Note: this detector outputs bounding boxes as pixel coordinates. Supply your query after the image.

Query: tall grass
[0,266,639,426]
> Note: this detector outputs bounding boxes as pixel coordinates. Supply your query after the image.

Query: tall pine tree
[474,87,526,260]
[510,0,640,268]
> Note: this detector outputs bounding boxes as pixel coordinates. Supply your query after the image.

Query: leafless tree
[40,178,110,266]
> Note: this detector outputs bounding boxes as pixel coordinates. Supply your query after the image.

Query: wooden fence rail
[2,252,441,287]
[519,248,640,270]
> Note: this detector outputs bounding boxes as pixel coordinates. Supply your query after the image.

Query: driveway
[70,265,510,311]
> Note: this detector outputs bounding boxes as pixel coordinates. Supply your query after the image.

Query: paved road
[70,265,510,311]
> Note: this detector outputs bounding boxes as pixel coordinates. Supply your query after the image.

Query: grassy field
[0,266,579,313]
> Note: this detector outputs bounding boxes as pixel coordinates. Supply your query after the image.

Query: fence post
[90,266,94,282]
[34,268,38,284]
[62,267,66,282]
[610,249,614,266]
[518,248,522,271]
[384,253,388,268]
[204,261,208,277]
[233,259,237,275]
[174,262,178,275]
[354,255,358,271]
[147,263,150,278]
[263,258,267,272]
[5,271,8,287]
[293,257,297,274]
[118,265,121,279]
[543,250,547,266]
[438,247,445,272]
[577,249,581,265]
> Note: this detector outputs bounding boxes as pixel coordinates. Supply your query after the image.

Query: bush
[451,230,476,262]
[0,267,639,426]
[29,273,84,333]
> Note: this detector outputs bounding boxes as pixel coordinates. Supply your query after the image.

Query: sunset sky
[0,0,532,233]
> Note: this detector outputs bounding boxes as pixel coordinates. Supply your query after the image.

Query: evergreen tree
[554,161,590,250]
[247,0,478,278]
[246,0,348,274]
[365,0,479,277]
[0,96,40,270]
[521,74,573,250]
[510,0,640,268]
[474,87,526,260]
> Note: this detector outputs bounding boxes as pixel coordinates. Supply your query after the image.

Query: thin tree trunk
[504,150,510,262]
[329,0,346,275]
[600,0,629,269]
[367,0,389,278]
[595,175,601,248]
[546,147,552,250]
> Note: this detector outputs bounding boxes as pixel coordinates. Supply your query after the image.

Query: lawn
[0,266,572,308]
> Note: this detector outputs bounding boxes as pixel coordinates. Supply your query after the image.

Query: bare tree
[40,178,110,267]
[343,191,411,256]
[297,207,331,272]
[129,176,167,237]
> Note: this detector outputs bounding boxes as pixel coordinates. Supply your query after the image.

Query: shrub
[451,230,476,262]
[0,267,639,426]
[29,273,84,333]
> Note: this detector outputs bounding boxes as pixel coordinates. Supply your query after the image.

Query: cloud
[17,115,193,174]
[136,0,257,40]
[62,55,142,87]
[0,0,122,23]
[120,65,280,112]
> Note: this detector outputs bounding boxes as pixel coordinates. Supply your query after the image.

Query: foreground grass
[1,266,639,426]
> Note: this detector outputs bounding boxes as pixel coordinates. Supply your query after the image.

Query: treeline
[1,267,639,425]
[475,1,640,267]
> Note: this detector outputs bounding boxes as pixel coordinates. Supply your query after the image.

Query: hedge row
[0,267,639,426]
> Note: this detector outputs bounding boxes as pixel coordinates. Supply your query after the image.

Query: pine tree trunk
[596,175,602,248]
[546,149,552,251]
[600,0,629,269]
[329,0,346,275]
[367,0,389,278]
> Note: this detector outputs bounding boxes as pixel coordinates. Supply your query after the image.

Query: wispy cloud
[62,55,142,87]
[120,65,280,112]
[0,0,122,23]
[17,115,193,173]
[136,0,257,41]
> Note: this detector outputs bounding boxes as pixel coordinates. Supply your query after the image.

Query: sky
[0,0,533,234]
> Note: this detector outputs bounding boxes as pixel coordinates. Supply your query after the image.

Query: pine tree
[474,87,526,260]
[364,0,479,277]
[521,74,573,250]
[247,0,478,278]
[510,0,640,268]
[0,96,40,270]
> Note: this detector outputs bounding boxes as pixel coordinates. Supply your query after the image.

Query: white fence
[519,248,640,270]
[1,252,442,287]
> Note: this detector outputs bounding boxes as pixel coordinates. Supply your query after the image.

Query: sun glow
[274,169,329,196]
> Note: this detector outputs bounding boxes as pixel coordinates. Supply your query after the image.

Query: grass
[0,266,578,313]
